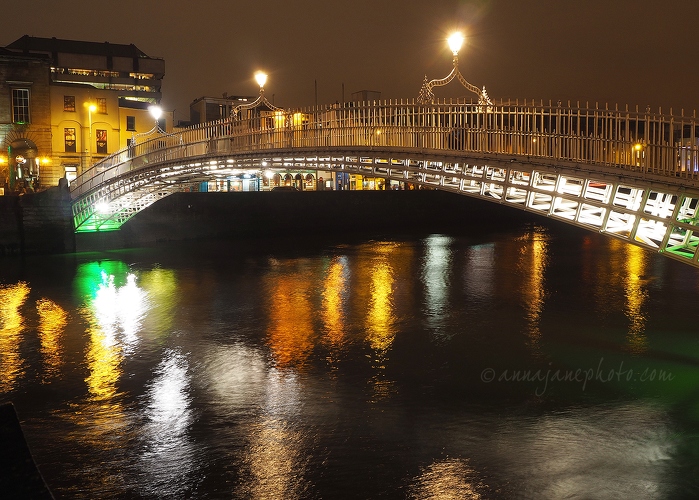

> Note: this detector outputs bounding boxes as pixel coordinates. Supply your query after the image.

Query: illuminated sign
[15,155,26,164]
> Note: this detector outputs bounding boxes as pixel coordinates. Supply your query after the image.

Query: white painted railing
[71,99,699,200]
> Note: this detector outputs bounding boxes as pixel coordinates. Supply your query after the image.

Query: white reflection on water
[487,402,674,499]
[91,272,148,353]
[204,343,268,412]
[200,342,314,498]
[463,243,495,301]
[422,235,453,341]
[138,348,196,497]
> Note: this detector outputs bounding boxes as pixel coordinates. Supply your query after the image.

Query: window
[64,128,76,153]
[96,98,107,114]
[96,129,107,154]
[64,95,76,112]
[126,115,136,131]
[12,88,30,124]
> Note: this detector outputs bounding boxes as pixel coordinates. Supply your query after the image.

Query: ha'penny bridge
[71,34,699,268]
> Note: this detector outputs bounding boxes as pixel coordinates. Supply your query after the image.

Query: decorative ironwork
[418,32,492,107]
[230,72,282,119]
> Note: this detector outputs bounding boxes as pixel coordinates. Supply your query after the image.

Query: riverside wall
[0,182,75,256]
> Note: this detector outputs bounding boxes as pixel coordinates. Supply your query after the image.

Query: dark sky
[5,0,698,121]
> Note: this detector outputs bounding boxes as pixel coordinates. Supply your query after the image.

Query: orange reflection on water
[267,268,315,369]
[0,282,30,392]
[367,259,396,354]
[623,244,649,353]
[322,257,348,367]
[364,246,397,399]
[36,298,68,382]
[243,417,310,499]
[408,458,482,499]
[518,229,549,345]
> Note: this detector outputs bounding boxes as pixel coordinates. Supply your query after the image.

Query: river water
[1,220,698,499]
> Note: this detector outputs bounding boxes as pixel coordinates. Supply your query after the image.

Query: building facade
[0,48,52,193]
[1,36,167,190]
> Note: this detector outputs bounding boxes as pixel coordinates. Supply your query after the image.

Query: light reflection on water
[0,281,30,392]
[517,228,549,347]
[1,229,698,498]
[36,298,68,382]
[137,348,196,498]
[408,458,482,500]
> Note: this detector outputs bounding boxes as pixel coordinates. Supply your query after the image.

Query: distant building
[1,36,167,189]
[351,90,381,103]
[188,94,259,125]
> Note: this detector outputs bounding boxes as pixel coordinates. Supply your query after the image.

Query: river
[1,220,698,498]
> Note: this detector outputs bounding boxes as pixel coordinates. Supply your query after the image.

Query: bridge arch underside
[72,147,699,267]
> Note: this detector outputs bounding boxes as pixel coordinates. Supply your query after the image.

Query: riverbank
[0,183,74,256]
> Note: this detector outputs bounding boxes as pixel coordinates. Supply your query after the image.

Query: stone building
[1,36,167,189]
[0,47,52,193]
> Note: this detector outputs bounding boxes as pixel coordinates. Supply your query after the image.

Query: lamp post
[254,71,268,94]
[87,103,96,168]
[418,31,491,106]
[148,105,163,132]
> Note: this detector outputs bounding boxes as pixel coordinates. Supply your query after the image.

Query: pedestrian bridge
[70,99,699,267]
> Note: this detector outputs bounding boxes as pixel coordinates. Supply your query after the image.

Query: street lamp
[230,71,280,120]
[418,31,491,107]
[148,105,163,132]
[447,32,464,56]
[254,71,268,93]
[87,103,96,168]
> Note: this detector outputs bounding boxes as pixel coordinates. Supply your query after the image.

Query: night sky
[5,0,698,122]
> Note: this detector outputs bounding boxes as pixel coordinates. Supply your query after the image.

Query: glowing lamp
[255,71,268,89]
[447,32,464,55]
[148,105,163,121]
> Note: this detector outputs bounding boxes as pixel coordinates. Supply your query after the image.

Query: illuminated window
[96,130,107,154]
[96,98,107,114]
[12,88,30,124]
[64,128,76,153]
[64,95,76,112]
[126,116,136,131]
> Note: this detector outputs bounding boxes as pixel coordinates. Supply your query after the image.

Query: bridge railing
[72,99,699,199]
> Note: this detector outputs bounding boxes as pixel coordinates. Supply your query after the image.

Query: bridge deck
[69,99,699,267]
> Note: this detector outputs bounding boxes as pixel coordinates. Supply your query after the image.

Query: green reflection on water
[74,261,131,301]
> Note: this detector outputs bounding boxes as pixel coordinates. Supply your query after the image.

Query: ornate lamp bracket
[230,76,283,120]
[418,45,492,108]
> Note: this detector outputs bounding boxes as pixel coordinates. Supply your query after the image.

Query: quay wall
[0,182,74,256]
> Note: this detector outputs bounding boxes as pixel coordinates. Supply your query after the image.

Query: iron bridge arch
[70,99,699,268]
